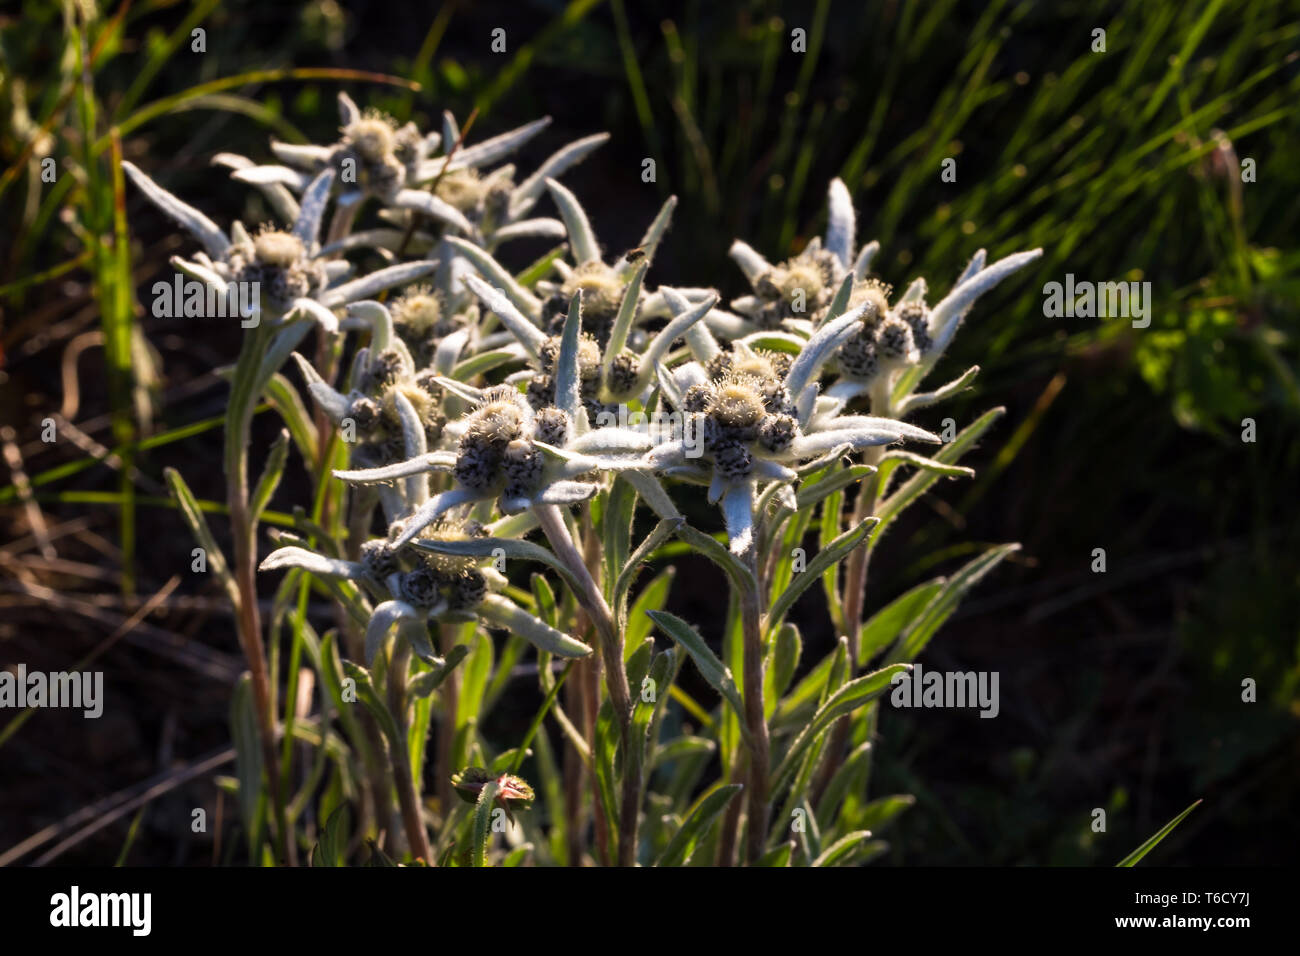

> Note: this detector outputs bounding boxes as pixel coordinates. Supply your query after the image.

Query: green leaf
[767,517,877,631]
[455,632,494,730]
[858,579,946,667]
[764,623,801,718]
[229,674,264,861]
[812,830,876,867]
[502,843,533,867]
[451,348,519,381]
[530,573,558,629]
[602,476,638,601]
[655,784,743,867]
[625,566,674,657]
[873,451,975,494]
[510,662,574,775]
[478,594,591,659]
[592,697,622,862]
[471,779,500,867]
[647,611,748,742]
[772,653,834,729]
[854,794,916,835]
[313,805,350,867]
[673,522,758,593]
[755,841,795,867]
[886,544,1019,665]
[794,463,874,512]
[249,429,291,523]
[365,840,399,867]
[614,518,682,613]
[871,407,1004,543]
[409,644,470,699]
[772,664,910,792]
[341,660,401,745]
[815,741,874,826]
[1117,800,1201,867]
[164,467,238,606]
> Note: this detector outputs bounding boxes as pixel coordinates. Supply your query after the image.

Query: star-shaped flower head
[449,182,732,425]
[640,288,943,554]
[122,160,436,328]
[218,93,609,253]
[260,513,592,666]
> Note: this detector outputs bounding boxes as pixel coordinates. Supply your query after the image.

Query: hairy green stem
[813,392,893,805]
[226,325,294,865]
[386,641,432,864]
[741,544,770,865]
[536,503,641,865]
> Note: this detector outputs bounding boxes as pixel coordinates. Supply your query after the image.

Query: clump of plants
[126,93,1040,866]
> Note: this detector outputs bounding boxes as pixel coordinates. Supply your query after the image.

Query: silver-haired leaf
[365,600,430,667]
[338,92,361,126]
[292,168,336,248]
[392,189,473,234]
[391,487,481,547]
[259,546,364,579]
[123,161,230,259]
[729,239,771,284]
[784,306,868,401]
[929,248,1043,354]
[721,481,755,555]
[346,301,396,353]
[533,480,599,505]
[490,218,567,245]
[545,178,600,265]
[511,132,610,217]
[464,273,546,362]
[825,178,856,268]
[318,259,438,308]
[444,235,541,315]
[479,594,591,658]
[554,291,586,427]
[333,451,456,485]
[270,140,333,168]
[852,240,880,281]
[288,297,339,335]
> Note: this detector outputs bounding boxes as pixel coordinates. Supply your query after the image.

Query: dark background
[1,0,1296,865]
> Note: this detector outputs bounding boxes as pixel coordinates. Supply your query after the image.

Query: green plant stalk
[741,543,770,865]
[436,622,460,819]
[536,503,640,865]
[279,440,338,799]
[815,412,892,803]
[224,323,294,865]
[385,641,431,864]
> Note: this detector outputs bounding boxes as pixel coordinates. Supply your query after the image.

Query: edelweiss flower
[218,92,608,252]
[641,312,941,553]
[260,513,590,665]
[122,161,435,328]
[452,183,731,413]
